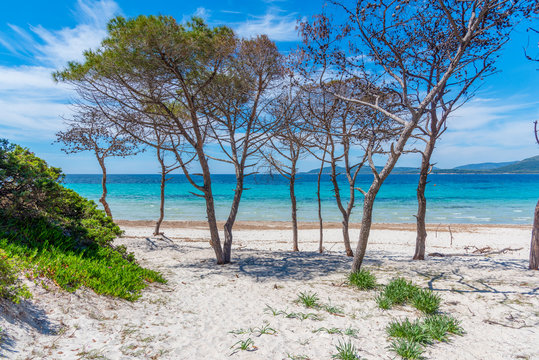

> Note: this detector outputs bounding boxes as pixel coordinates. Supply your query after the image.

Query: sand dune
[1,223,538,359]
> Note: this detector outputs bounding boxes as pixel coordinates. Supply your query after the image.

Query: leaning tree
[54,16,283,264]
[56,108,139,219]
[299,0,536,271]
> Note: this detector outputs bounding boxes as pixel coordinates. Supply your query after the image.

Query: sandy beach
[1,221,538,359]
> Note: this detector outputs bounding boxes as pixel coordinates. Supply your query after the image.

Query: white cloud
[0,0,119,68]
[431,98,539,167]
[234,10,301,42]
[0,1,120,141]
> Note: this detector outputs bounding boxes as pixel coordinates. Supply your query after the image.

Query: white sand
[1,223,538,359]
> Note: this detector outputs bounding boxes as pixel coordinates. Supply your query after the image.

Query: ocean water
[64,174,539,224]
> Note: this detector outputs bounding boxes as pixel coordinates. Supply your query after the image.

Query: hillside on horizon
[303,155,539,174]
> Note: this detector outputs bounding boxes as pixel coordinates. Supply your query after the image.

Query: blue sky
[0,0,538,174]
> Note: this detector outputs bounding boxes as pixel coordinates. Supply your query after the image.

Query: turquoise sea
[64,174,539,224]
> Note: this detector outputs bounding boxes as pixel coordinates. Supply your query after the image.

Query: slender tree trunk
[342,216,353,256]
[413,139,436,260]
[330,166,354,256]
[529,199,539,270]
[351,186,379,271]
[290,171,299,252]
[317,162,324,253]
[97,157,112,219]
[154,148,166,236]
[199,154,225,264]
[223,175,244,263]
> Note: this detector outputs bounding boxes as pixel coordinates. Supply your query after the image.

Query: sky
[0,0,538,174]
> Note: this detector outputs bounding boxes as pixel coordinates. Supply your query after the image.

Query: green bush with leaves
[0,249,31,303]
[0,140,164,300]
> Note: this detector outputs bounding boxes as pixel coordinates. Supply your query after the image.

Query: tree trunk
[317,162,324,253]
[330,166,354,256]
[97,157,112,219]
[290,172,299,252]
[154,148,166,236]
[199,154,225,264]
[529,199,539,270]
[223,176,244,263]
[351,187,379,271]
[342,216,353,256]
[413,139,436,260]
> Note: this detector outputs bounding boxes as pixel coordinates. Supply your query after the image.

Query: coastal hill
[304,155,539,174]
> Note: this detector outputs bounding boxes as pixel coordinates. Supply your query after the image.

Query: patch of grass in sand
[332,339,361,359]
[295,292,344,316]
[323,302,344,316]
[285,311,323,321]
[313,326,359,337]
[230,323,277,336]
[412,290,441,315]
[376,278,441,315]
[313,327,343,335]
[230,338,257,353]
[348,269,377,290]
[378,278,418,307]
[264,304,285,316]
[389,338,424,360]
[387,315,464,359]
[297,291,320,308]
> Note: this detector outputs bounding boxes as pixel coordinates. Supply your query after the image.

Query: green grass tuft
[297,291,320,308]
[386,319,431,345]
[381,278,418,306]
[422,315,464,341]
[412,289,441,315]
[376,293,393,309]
[332,339,361,359]
[387,315,464,359]
[389,338,424,360]
[348,270,377,290]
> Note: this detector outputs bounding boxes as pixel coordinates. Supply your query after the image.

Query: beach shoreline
[115,219,532,231]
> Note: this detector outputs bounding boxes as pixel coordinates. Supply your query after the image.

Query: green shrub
[0,249,31,303]
[348,270,377,290]
[0,140,165,300]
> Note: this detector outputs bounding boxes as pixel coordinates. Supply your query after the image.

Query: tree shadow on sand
[171,248,385,281]
[0,299,59,357]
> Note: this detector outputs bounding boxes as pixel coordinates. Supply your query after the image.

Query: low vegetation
[348,269,377,290]
[0,141,165,302]
[376,278,440,315]
[387,315,464,359]
[332,339,361,360]
[0,249,31,303]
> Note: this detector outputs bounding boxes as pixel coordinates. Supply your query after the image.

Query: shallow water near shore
[64,173,539,224]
